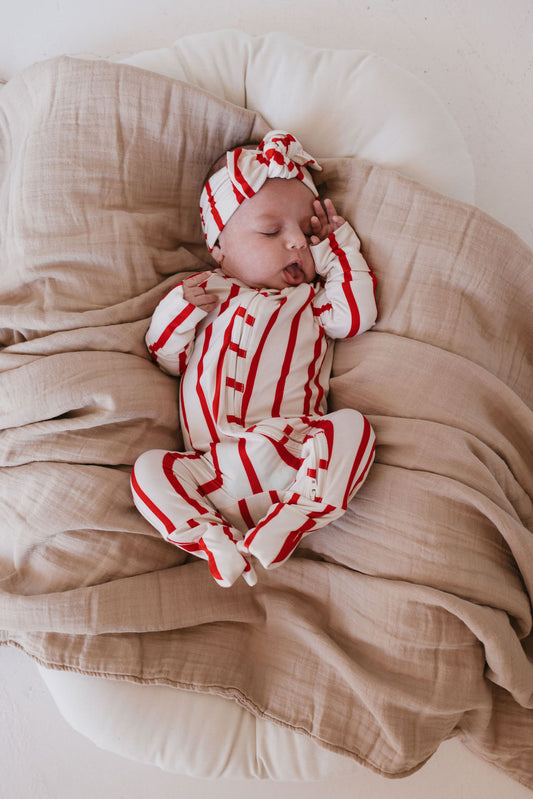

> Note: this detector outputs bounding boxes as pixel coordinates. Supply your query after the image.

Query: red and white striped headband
[199,130,322,251]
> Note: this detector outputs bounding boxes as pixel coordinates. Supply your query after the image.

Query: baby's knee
[131,449,167,490]
[328,408,374,445]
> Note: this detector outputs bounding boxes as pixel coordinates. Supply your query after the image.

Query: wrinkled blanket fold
[1,57,532,785]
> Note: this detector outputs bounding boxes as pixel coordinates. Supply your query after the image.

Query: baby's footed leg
[238,495,340,570]
[131,449,256,587]
[239,409,375,570]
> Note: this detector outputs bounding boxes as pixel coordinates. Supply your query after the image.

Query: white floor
[1,1,532,797]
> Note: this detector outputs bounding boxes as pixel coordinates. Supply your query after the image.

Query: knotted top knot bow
[199,130,322,251]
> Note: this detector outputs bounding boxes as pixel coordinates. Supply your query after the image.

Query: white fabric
[37,29,475,780]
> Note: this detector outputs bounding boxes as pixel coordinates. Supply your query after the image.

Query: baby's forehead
[244,177,316,213]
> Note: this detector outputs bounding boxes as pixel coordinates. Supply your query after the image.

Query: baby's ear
[211,243,224,264]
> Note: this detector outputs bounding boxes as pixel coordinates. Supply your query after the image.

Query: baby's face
[211,178,317,290]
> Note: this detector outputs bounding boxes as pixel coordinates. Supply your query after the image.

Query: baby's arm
[145,273,214,375]
[311,200,377,340]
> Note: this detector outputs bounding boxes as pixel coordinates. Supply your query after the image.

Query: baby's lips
[283,262,305,285]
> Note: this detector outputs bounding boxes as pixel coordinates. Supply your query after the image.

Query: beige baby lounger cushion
[2,31,533,788]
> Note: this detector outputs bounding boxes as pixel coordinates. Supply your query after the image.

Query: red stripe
[347,438,375,499]
[243,503,284,549]
[195,324,219,442]
[231,183,246,205]
[313,303,333,315]
[238,439,263,494]
[349,440,375,497]
[231,148,256,198]
[131,465,175,535]
[210,442,224,488]
[212,304,242,423]
[226,378,245,391]
[260,434,301,470]
[219,282,241,314]
[328,233,361,337]
[271,288,314,417]
[270,521,314,565]
[162,452,209,517]
[270,504,336,565]
[192,284,241,440]
[198,476,223,495]
[342,416,374,508]
[303,327,326,416]
[306,418,335,468]
[176,541,201,553]
[178,342,191,374]
[312,348,329,414]
[244,498,335,563]
[206,181,224,233]
[229,342,247,357]
[179,377,191,443]
[238,498,255,530]
[203,525,240,583]
[149,302,197,359]
[198,537,223,581]
[240,298,286,422]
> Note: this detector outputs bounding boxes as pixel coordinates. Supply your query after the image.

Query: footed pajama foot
[237,499,338,570]
[194,525,257,588]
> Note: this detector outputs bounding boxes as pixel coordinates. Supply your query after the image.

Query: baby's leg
[131,449,256,587]
[240,409,375,569]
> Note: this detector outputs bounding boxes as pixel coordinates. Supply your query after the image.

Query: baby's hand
[309,198,345,245]
[182,273,218,313]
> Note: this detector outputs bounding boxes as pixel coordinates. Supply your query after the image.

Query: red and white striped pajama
[131,222,377,586]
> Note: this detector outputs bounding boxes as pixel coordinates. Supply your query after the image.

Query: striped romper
[131,222,377,586]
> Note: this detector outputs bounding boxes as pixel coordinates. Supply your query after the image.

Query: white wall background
[1,2,532,797]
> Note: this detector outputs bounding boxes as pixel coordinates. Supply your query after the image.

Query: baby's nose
[287,228,307,249]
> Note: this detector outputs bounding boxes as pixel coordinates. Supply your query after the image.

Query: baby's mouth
[283,261,305,285]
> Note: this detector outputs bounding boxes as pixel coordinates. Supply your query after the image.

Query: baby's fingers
[312,199,328,225]
[309,198,345,242]
[184,272,209,288]
[310,216,322,238]
[184,285,218,311]
[182,273,218,311]
[195,293,219,312]
[323,198,345,229]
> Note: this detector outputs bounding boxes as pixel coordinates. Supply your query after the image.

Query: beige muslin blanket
[1,57,532,786]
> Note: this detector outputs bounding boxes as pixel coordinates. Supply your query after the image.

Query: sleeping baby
[131,130,377,587]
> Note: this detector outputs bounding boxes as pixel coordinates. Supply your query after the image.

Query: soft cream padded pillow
[39,666,360,779]
[123,29,475,204]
